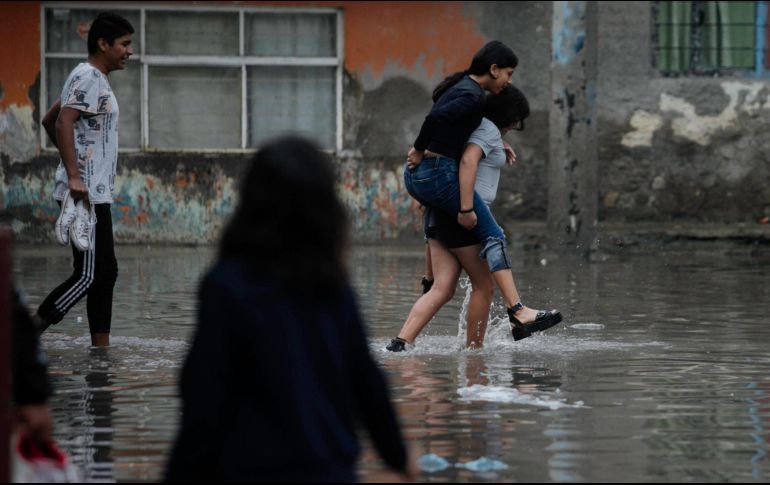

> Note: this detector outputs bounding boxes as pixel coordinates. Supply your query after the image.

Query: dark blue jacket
[165,260,407,482]
[413,75,486,162]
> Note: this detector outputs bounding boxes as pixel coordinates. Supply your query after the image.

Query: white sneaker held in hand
[70,200,95,252]
[54,191,77,245]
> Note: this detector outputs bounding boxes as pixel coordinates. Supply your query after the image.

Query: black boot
[386,337,408,352]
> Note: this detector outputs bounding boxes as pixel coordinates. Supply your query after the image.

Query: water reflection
[52,348,115,481]
[378,348,584,482]
[85,348,115,481]
[12,244,770,482]
[746,379,769,480]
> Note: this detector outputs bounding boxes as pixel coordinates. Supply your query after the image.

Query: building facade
[1,1,769,243]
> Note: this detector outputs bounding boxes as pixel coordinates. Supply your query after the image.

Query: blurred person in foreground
[165,136,415,482]
[12,286,54,444]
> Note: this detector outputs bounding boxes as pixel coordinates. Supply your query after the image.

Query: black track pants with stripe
[37,204,118,334]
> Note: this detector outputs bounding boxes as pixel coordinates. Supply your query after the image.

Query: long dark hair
[219,136,349,296]
[432,40,519,102]
[485,85,530,130]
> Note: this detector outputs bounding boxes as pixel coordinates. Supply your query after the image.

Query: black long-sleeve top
[165,260,407,483]
[413,75,486,162]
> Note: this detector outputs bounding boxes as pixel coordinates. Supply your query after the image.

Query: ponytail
[432,70,468,102]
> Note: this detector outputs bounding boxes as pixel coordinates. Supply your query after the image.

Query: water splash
[457,384,585,409]
[41,333,188,370]
[42,333,188,351]
[570,323,605,330]
[457,276,472,336]
[374,333,667,357]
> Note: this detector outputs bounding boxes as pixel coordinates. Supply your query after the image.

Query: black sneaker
[386,337,408,352]
[421,277,434,294]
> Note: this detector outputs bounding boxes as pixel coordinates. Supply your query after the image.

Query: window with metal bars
[42,4,343,151]
[653,1,769,76]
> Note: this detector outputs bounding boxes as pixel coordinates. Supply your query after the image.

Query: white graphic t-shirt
[53,62,119,204]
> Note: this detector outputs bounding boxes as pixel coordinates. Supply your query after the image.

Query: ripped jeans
[404,156,512,273]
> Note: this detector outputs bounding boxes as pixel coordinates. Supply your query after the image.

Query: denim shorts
[404,156,505,243]
[404,157,511,272]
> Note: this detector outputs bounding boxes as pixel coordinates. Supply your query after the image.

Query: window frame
[651,0,769,78]
[41,2,344,153]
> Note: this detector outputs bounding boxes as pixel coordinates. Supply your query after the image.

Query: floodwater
[12,243,770,482]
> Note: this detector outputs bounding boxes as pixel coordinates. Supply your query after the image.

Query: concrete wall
[1,1,769,244]
[596,1,770,223]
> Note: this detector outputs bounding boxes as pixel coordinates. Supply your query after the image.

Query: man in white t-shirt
[35,12,134,347]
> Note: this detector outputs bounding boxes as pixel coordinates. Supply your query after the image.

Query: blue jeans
[404,156,512,272]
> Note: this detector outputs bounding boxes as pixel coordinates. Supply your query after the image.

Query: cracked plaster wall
[598,2,770,223]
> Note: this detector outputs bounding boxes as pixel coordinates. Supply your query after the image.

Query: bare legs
[398,240,461,343]
[490,269,541,324]
[91,332,110,347]
[451,245,494,349]
[397,241,495,349]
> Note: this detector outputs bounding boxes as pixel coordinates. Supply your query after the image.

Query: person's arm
[348,291,413,479]
[410,90,483,167]
[457,143,484,230]
[42,99,61,148]
[55,107,89,201]
[503,141,517,165]
[57,68,103,201]
[165,275,235,482]
[406,146,424,170]
[413,91,482,149]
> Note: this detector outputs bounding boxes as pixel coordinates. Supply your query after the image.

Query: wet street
[12,243,770,482]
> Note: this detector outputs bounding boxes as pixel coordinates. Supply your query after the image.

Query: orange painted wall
[343,2,487,82]
[0,2,40,109]
[187,1,487,82]
[0,1,485,107]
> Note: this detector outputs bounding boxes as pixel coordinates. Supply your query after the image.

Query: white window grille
[42,3,344,151]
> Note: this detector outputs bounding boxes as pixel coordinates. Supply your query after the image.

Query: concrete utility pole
[548,1,599,255]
